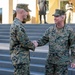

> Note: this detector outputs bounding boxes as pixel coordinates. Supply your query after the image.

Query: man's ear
[20,9,24,14]
[61,16,63,20]
[61,15,66,20]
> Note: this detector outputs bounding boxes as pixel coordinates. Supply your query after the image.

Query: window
[60,0,69,10]
[0,8,2,23]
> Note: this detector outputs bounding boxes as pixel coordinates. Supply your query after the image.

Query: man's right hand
[32,40,38,47]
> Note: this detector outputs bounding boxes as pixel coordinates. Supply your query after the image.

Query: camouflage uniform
[37,25,75,75]
[10,18,35,75]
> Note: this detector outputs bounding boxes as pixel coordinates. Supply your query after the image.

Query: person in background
[10,4,37,75]
[38,0,47,24]
[33,9,75,75]
[65,2,73,23]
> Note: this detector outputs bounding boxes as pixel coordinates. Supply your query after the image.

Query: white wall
[0,0,36,24]
[13,0,18,10]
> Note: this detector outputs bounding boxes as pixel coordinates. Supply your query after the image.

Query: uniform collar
[14,18,24,26]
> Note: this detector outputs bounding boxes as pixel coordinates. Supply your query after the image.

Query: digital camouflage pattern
[16,4,31,12]
[52,9,65,16]
[37,25,75,75]
[45,63,68,75]
[14,63,29,75]
[10,18,35,75]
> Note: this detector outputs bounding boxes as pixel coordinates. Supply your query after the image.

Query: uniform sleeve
[37,28,49,46]
[69,28,75,62]
[16,25,35,51]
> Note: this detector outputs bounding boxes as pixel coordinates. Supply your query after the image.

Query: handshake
[32,40,38,48]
